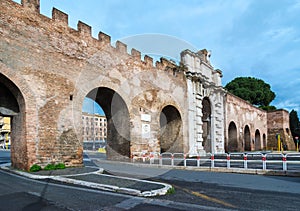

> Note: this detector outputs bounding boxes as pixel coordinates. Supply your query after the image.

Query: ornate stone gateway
[182,50,225,156]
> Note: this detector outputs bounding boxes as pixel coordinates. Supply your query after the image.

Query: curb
[0,165,172,197]
[50,174,172,197]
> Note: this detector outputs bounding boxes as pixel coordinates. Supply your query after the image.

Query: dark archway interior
[228,122,238,152]
[0,83,19,115]
[160,105,182,153]
[244,125,251,151]
[202,97,211,153]
[0,73,25,168]
[255,130,261,151]
[86,87,130,160]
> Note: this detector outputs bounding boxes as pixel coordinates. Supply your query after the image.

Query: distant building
[0,116,11,148]
[82,112,107,142]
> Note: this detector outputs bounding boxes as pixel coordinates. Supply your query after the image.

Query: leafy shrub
[55,163,66,169]
[167,187,175,195]
[29,164,42,172]
[43,163,56,171]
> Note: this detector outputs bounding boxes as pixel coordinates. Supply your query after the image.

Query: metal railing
[133,152,300,172]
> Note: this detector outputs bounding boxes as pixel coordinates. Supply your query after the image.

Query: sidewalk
[0,164,172,197]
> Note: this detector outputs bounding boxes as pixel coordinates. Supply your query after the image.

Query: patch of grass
[167,186,176,195]
[29,164,42,172]
[29,163,66,172]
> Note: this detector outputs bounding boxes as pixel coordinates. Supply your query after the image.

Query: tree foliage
[225,77,276,107]
[259,105,277,111]
[290,110,300,139]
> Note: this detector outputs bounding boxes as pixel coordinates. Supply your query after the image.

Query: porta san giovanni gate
[0,0,293,170]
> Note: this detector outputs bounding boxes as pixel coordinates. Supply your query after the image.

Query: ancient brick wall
[225,93,268,152]
[0,0,189,169]
[1,0,294,170]
[267,110,295,151]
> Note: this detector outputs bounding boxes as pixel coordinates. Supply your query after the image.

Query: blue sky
[13,0,300,113]
[82,98,104,115]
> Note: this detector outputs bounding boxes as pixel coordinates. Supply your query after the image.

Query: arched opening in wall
[244,125,251,151]
[285,128,290,136]
[0,73,25,167]
[263,134,267,150]
[202,97,211,153]
[85,87,130,160]
[255,129,261,151]
[160,105,182,153]
[228,122,238,152]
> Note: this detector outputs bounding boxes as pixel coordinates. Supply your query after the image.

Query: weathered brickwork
[0,0,294,170]
[225,93,268,152]
[0,0,189,169]
[267,110,295,151]
[225,94,295,152]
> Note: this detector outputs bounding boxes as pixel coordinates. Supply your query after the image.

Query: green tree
[225,77,276,108]
[290,110,300,140]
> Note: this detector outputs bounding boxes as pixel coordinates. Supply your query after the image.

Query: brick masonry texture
[0,0,188,169]
[0,0,294,170]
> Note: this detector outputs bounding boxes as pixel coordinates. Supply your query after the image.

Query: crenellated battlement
[115,41,128,54]
[98,32,111,46]
[52,8,68,26]
[7,0,181,72]
[77,21,92,36]
[21,0,40,13]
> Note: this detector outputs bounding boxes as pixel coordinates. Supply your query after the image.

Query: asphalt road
[1,150,300,210]
[89,152,300,211]
[0,169,235,211]
[0,150,231,210]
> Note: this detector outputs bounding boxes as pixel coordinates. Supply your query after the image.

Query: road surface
[1,150,300,210]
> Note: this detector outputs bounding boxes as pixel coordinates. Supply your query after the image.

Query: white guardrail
[132,152,300,171]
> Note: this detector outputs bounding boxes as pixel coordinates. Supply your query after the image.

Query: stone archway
[202,97,211,153]
[244,125,251,151]
[228,121,238,152]
[255,129,261,151]
[160,105,182,153]
[0,73,26,168]
[86,87,130,160]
